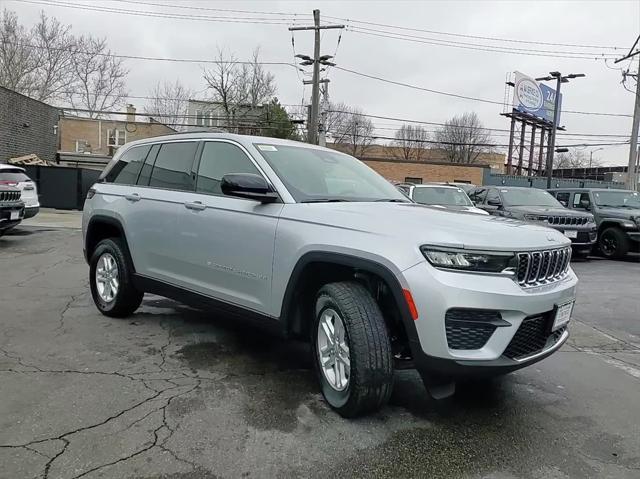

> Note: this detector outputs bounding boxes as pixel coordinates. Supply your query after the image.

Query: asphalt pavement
[1,225,639,479]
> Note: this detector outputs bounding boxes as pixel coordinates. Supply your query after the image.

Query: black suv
[469,186,597,257]
[548,188,640,259]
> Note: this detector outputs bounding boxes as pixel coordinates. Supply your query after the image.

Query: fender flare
[85,215,135,270]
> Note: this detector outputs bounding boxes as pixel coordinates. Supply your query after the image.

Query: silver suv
[83,133,577,417]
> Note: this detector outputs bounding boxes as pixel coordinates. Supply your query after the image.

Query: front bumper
[0,204,24,230]
[400,260,577,377]
[549,225,597,246]
[23,205,40,219]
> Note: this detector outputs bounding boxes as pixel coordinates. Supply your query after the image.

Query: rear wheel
[89,238,143,317]
[599,227,629,259]
[312,282,393,417]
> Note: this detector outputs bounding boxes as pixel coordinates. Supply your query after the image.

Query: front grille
[445,309,503,350]
[0,190,21,202]
[503,312,566,360]
[548,216,588,226]
[515,247,571,287]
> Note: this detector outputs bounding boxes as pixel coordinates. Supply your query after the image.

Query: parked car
[0,185,25,237]
[83,133,577,417]
[0,165,40,219]
[549,188,640,259]
[469,186,597,257]
[397,183,489,215]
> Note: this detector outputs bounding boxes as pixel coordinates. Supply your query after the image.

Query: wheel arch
[598,218,629,235]
[85,215,135,271]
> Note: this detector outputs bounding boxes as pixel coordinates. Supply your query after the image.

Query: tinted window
[137,144,160,186]
[196,142,261,195]
[555,192,570,206]
[105,146,151,184]
[469,187,487,204]
[501,188,561,207]
[148,142,198,191]
[486,189,502,204]
[412,187,473,206]
[0,169,30,182]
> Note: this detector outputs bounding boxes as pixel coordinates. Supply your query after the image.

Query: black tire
[599,227,630,259]
[312,281,393,418]
[572,247,592,260]
[89,238,143,317]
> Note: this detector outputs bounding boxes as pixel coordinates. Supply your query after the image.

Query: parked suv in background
[396,183,488,215]
[83,133,577,417]
[469,186,597,257]
[0,185,24,237]
[0,165,39,219]
[549,188,640,259]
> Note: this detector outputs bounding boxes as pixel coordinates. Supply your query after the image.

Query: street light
[590,147,605,168]
[537,71,586,188]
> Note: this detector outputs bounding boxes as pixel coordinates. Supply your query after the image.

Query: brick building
[361,157,488,185]
[0,86,60,164]
[58,106,175,157]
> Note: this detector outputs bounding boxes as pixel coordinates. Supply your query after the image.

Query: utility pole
[290,10,343,145]
[303,78,330,146]
[615,35,640,190]
[536,71,585,188]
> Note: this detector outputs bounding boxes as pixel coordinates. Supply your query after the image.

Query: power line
[332,67,633,117]
[325,15,623,50]
[346,27,618,60]
[113,0,312,17]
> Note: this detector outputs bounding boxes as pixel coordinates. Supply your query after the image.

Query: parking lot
[1,220,639,479]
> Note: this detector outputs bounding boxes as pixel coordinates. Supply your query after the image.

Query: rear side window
[148,142,198,191]
[469,187,487,204]
[196,142,261,195]
[104,146,151,184]
[0,169,30,183]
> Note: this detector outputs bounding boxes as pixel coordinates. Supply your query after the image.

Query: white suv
[83,133,577,417]
[0,165,39,219]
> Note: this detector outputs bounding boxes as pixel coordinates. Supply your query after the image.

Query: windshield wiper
[374,198,408,203]
[301,198,351,203]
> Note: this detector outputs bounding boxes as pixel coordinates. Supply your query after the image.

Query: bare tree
[327,103,374,157]
[435,112,493,164]
[65,35,128,118]
[554,149,601,169]
[0,10,38,95]
[392,124,430,161]
[203,47,275,129]
[144,80,193,130]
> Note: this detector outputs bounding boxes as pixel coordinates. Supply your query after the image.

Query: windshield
[0,169,30,183]
[593,191,640,208]
[502,189,562,207]
[253,143,409,203]
[412,187,473,206]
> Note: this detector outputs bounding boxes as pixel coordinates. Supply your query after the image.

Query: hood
[423,204,489,216]
[282,202,570,251]
[597,207,640,219]
[507,205,592,217]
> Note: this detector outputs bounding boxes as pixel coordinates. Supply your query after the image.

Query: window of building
[107,129,126,147]
[196,142,261,195]
[105,145,151,184]
[196,110,204,127]
[75,140,90,153]
[148,142,198,191]
[404,177,422,184]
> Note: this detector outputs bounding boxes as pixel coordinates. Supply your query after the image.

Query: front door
[176,140,282,315]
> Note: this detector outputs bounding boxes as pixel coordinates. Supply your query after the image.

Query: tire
[572,247,591,260]
[599,227,630,259]
[312,281,393,418]
[89,238,143,317]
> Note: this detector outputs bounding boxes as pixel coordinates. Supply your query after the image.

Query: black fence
[23,165,101,210]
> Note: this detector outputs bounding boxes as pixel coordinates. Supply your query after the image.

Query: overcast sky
[6,0,640,165]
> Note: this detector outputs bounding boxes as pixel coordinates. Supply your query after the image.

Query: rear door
[175,140,282,314]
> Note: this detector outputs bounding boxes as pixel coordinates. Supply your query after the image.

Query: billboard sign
[513,71,561,124]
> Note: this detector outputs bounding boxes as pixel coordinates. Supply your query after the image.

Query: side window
[573,192,590,209]
[196,142,261,195]
[397,185,410,195]
[470,187,487,204]
[556,192,570,207]
[104,146,151,184]
[148,142,198,191]
[486,189,502,205]
[137,144,159,186]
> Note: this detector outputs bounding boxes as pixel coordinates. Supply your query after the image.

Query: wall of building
[0,86,59,163]
[362,157,487,185]
[59,117,175,156]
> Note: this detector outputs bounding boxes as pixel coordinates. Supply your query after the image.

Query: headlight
[633,216,640,227]
[586,215,596,224]
[524,214,547,222]
[421,247,517,273]
[621,219,636,228]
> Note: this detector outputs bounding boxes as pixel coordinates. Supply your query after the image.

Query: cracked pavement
[1,226,639,478]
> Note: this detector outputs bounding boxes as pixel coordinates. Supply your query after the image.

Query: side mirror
[579,199,591,210]
[559,200,568,207]
[220,173,278,203]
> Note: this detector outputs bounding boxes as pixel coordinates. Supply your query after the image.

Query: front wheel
[599,227,629,259]
[312,282,393,418]
[89,238,143,317]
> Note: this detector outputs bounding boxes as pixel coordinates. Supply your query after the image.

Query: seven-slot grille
[516,247,571,287]
[0,190,21,202]
[547,216,588,226]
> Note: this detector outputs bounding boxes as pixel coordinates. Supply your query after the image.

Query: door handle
[125,193,140,202]
[184,201,206,211]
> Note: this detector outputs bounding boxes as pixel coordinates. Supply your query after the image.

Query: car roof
[0,164,26,172]
[414,184,462,189]
[548,187,631,192]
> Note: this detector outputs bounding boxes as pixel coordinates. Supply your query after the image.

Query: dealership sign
[513,71,561,124]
